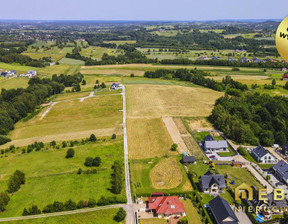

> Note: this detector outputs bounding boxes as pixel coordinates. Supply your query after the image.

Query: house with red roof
[283,74,288,81]
[148,195,186,218]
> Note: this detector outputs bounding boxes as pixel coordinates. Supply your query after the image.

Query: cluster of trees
[7,170,25,193]
[65,148,75,158]
[84,157,101,167]
[144,69,248,92]
[0,77,66,143]
[111,160,124,194]
[25,141,45,153]
[0,48,48,67]
[210,93,288,146]
[51,73,83,87]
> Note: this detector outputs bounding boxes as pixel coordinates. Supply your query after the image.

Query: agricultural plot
[0,139,125,217]
[2,208,124,224]
[126,84,223,118]
[127,118,173,159]
[130,157,192,195]
[38,64,81,77]
[0,77,29,90]
[7,95,123,146]
[80,47,122,60]
[59,58,85,65]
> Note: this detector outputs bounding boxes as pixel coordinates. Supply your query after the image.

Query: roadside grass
[0,139,125,217]
[126,84,223,118]
[181,199,202,224]
[9,95,122,141]
[130,157,192,195]
[1,208,124,224]
[150,157,183,189]
[127,118,173,159]
[0,77,29,90]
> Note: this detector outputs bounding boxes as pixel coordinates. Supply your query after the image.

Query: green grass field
[0,77,29,90]
[1,208,124,224]
[0,139,125,217]
[59,58,85,65]
[7,94,123,146]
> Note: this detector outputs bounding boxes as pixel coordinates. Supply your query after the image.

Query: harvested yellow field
[150,157,183,189]
[126,85,223,118]
[81,68,144,76]
[127,118,173,159]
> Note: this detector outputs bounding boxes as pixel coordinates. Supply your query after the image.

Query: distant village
[0,70,37,78]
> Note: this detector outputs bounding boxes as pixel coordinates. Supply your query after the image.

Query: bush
[84,157,101,167]
[170,143,178,151]
[178,217,188,224]
[114,208,126,222]
[237,146,248,156]
[88,199,97,207]
[65,199,77,210]
[130,73,135,77]
[77,200,85,209]
[232,67,240,71]
[7,170,25,193]
[0,135,11,145]
[89,134,97,142]
[77,168,82,175]
[111,134,117,139]
[65,148,75,158]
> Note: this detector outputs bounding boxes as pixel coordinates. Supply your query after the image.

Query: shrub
[88,199,97,207]
[170,143,178,151]
[114,208,126,222]
[65,148,75,158]
[237,146,248,156]
[77,168,82,175]
[111,134,117,139]
[89,134,97,142]
[65,199,77,210]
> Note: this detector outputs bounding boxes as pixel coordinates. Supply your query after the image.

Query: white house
[251,146,278,164]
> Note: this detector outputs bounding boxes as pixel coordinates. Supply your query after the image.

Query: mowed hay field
[2,208,125,224]
[130,157,192,195]
[8,95,123,146]
[150,157,183,189]
[127,118,173,159]
[0,139,125,217]
[0,77,29,90]
[126,85,224,118]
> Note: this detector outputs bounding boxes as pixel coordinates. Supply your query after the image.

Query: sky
[2,0,288,21]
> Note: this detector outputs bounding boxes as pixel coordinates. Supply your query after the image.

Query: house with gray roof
[199,171,226,194]
[271,160,288,185]
[251,146,278,164]
[203,137,228,153]
[209,196,238,224]
[281,142,288,156]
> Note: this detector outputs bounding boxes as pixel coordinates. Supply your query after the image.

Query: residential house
[282,67,287,72]
[182,156,196,164]
[148,195,186,218]
[240,57,250,63]
[253,57,262,63]
[282,74,288,81]
[251,146,278,164]
[110,82,120,90]
[209,196,239,224]
[282,142,288,156]
[199,56,209,60]
[271,160,288,185]
[199,171,226,194]
[27,70,37,78]
[212,56,220,60]
[203,135,228,152]
[235,48,246,52]
[228,57,236,62]
[0,72,7,77]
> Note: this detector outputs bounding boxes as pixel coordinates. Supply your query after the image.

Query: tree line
[144,69,248,92]
[210,93,288,146]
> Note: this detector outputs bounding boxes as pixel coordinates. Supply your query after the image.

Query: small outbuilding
[182,156,196,164]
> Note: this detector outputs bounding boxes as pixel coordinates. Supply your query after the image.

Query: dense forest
[210,93,288,146]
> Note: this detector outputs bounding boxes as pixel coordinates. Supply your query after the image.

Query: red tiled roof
[148,196,185,215]
[283,74,288,78]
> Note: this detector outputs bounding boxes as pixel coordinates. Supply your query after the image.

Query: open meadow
[0,138,125,217]
[126,84,223,118]
[6,94,123,147]
[0,77,29,90]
